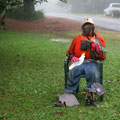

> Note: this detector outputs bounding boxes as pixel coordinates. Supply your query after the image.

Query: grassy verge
[0,30,120,120]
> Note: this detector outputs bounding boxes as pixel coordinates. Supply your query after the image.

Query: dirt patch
[4,16,105,36]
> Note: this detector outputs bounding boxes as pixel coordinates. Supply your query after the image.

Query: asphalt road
[45,13,120,32]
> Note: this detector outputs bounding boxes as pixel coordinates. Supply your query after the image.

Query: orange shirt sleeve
[66,38,76,57]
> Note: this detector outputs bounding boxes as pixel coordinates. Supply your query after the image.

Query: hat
[82,18,94,26]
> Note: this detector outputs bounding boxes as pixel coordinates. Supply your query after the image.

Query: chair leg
[99,95,103,101]
[76,85,79,94]
[64,61,69,88]
[99,61,104,101]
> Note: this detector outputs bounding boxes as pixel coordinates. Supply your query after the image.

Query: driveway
[45,13,120,32]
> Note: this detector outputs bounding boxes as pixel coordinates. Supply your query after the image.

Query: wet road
[45,13,120,32]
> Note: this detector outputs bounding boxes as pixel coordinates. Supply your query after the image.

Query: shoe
[85,96,92,106]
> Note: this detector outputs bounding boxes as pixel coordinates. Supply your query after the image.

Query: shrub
[7,7,44,21]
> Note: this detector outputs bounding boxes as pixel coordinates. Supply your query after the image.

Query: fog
[35,0,120,14]
[35,0,120,32]
[35,0,71,13]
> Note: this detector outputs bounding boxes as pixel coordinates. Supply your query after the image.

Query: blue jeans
[64,61,100,94]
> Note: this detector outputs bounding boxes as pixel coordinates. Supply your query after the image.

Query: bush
[7,7,44,21]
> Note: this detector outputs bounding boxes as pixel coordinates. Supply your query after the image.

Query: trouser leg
[85,62,100,88]
[64,64,85,94]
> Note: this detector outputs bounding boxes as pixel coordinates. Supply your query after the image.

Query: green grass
[0,30,120,120]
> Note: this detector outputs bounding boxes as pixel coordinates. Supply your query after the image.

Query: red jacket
[67,33,106,60]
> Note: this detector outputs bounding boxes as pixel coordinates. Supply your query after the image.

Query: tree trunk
[23,0,35,15]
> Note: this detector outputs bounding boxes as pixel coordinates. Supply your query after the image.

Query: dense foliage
[0,0,48,20]
[0,0,68,20]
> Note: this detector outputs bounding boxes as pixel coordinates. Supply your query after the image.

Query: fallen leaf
[117,80,120,83]
[23,56,27,59]
[107,80,115,83]
[3,117,7,120]
[56,111,64,115]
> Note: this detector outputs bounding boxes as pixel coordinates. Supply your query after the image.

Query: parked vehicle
[104,3,120,17]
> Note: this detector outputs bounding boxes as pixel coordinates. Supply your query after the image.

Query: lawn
[0,30,120,120]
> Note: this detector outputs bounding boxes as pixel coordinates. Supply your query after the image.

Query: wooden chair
[64,52,104,101]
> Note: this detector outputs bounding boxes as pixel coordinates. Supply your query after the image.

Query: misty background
[1,0,120,21]
[35,0,120,14]
[35,0,71,13]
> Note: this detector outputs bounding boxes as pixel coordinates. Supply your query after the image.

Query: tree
[23,0,48,15]
[23,0,67,14]
[0,0,48,20]
[0,0,48,15]
[0,0,68,19]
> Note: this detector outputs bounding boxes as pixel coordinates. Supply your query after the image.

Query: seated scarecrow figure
[57,18,107,107]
